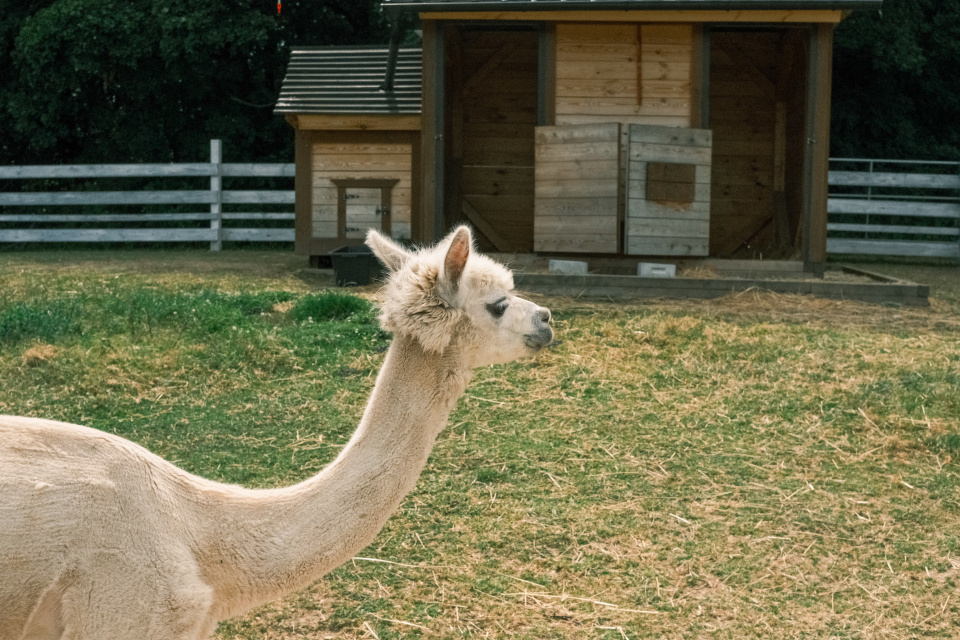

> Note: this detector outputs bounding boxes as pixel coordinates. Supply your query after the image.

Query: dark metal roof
[275,46,422,115]
[381,0,882,12]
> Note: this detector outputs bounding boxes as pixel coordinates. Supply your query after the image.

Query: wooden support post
[209,139,223,251]
[419,21,443,243]
[805,24,833,272]
[293,129,313,256]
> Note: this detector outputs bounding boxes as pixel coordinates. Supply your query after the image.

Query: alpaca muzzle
[525,311,554,350]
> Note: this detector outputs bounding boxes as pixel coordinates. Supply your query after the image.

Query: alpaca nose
[538,307,551,325]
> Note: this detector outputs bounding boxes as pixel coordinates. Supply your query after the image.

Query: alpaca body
[0,227,552,640]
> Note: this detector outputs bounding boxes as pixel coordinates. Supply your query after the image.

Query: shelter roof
[381,0,881,11]
[275,46,421,115]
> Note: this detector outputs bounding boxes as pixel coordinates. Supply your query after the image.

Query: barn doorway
[708,28,810,258]
[443,26,540,253]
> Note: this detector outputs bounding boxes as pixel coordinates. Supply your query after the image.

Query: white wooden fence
[0,140,293,250]
[827,158,960,261]
[4,148,959,261]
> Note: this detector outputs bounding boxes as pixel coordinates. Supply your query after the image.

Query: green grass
[1,250,959,639]
[291,291,376,323]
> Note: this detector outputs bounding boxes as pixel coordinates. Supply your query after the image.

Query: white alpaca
[0,226,552,640]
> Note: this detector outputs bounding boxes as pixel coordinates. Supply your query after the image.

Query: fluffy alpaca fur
[0,226,552,640]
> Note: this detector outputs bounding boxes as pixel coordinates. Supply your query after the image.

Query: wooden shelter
[278,0,881,273]
[276,46,422,260]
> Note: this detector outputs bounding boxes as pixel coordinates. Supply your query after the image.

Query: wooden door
[625,124,712,256]
[332,179,397,241]
[534,123,621,253]
[343,188,382,239]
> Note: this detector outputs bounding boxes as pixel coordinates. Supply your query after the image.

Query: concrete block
[549,259,588,276]
[638,262,676,278]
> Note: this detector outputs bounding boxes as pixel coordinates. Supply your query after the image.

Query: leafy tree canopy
[833,0,960,160]
[0,0,394,164]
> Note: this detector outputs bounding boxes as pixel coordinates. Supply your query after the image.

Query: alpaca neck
[201,334,471,618]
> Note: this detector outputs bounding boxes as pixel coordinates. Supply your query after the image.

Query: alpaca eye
[486,300,508,319]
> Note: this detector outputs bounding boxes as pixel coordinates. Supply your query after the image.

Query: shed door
[343,188,384,239]
[332,179,397,241]
[626,124,712,256]
[534,123,620,253]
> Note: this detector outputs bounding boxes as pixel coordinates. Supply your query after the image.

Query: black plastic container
[329,245,386,286]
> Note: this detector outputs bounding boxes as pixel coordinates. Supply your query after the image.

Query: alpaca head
[366,226,553,368]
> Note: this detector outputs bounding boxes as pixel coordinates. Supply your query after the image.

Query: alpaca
[0,226,553,640]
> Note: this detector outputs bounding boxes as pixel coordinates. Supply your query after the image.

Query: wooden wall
[310,131,414,241]
[446,29,538,252]
[534,123,620,253]
[625,124,711,256]
[708,30,808,257]
[554,23,693,127]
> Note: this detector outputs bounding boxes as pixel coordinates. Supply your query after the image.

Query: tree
[832,0,960,160]
[0,0,391,165]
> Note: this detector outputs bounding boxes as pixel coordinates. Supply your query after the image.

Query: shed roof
[275,46,421,115]
[381,0,881,11]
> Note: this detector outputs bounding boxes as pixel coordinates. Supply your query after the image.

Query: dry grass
[1,249,958,639]
[20,343,60,366]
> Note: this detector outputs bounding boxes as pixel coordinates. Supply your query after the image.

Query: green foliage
[0,300,82,343]
[928,432,960,454]
[833,0,960,159]
[291,291,374,323]
[102,288,296,335]
[0,0,400,164]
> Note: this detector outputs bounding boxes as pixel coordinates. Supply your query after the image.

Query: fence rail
[0,140,294,250]
[3,150,959,261]
[826,158,960,261]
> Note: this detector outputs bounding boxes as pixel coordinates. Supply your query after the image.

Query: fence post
[210,139,223,251]
[865,159,873,239]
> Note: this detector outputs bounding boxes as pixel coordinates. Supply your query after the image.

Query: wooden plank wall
[709,30,807,257]
[554,23,693,127]
[449,29,539,252]
[534,123,621,252]
[311,132,413,240]
[626,124,711,255]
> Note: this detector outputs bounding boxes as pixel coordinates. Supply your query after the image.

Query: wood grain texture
[626,123,711,257]
[708,31,783,256]
[554,23,693,126]
[311,137,414,240]
[827,239,960,258]
[534,123,620,253]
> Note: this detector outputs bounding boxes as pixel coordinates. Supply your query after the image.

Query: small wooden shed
[276,46,422,260]
[278,0,881,272]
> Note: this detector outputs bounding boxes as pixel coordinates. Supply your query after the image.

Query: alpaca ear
[366,229,411,273]
[443,226,471,290]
